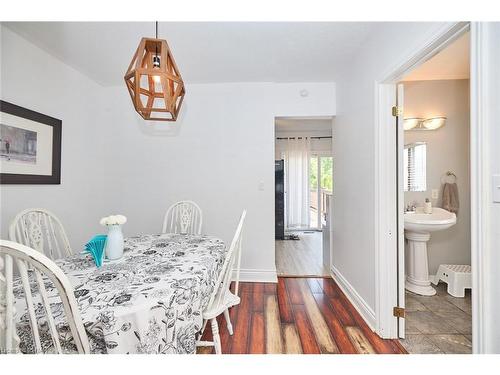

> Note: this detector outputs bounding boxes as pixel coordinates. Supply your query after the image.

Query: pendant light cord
[154,21,159,65]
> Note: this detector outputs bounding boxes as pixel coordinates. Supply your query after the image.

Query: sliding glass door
[309,154,333,230]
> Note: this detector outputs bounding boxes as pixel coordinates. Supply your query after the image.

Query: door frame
[374,22,488,351]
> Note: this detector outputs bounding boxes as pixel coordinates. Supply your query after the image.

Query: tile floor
[400,282,472,354]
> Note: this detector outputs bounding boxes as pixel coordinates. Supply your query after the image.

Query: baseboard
[330,265,376,330]
[234,268,278,283]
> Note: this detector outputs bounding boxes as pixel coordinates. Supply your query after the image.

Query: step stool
[432,264,471,298]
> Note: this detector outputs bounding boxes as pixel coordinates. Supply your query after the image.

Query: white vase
[105,225,124,260]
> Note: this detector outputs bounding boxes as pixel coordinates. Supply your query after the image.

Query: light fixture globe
[403,118,422,130]
[422,116,446,130]
[124,37,185,121]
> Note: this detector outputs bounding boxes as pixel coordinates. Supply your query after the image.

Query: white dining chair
[0,240,90,354]
[162,200,203,235]
[196,210,246,354]
[9,208,72,260]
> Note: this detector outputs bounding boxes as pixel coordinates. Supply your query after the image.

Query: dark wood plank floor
[198,277,407,354]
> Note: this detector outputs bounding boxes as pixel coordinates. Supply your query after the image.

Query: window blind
[404,143,426,192]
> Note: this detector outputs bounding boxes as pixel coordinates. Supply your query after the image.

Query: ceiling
[403,32,470,81]
[4,22,378,86]
[275,117,333,134]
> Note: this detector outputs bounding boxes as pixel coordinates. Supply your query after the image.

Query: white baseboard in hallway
[331,265,376,330]
[233,268,278,283]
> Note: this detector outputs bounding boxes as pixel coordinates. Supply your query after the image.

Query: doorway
[274,117,333,277]
[397,32,472,353]
[373,22,488,353]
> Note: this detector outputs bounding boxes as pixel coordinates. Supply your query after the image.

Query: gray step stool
[432,264,471,298]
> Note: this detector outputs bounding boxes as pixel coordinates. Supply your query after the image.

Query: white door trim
[469,22,489,354]
[374,22,488,349]
[374,82,398,338]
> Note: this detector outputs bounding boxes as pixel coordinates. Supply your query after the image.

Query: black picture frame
[0,100,62,184]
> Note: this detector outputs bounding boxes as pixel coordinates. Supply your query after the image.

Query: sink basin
[404,207,456,233]
[404,207,457,296]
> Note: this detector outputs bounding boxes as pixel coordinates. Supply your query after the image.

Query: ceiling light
[403,118,422,130]
[124,22,185,121]
[422,117,446,130]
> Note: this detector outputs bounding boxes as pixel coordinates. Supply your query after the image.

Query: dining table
[13,233,227,354]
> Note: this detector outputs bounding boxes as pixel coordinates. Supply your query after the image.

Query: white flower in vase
[115,215,127,225]
[100,214,128,226]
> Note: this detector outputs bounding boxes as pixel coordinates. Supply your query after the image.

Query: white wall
[0,25,336,282]
[333,21,500,352]
[98,82,334,281]
[403,79,470,274]
[331,22,452,311]
[0,25,113,248]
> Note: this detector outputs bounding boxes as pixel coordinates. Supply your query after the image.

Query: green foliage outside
[321,157,333,191]
[310,157,318,189]
[309,156,333,192]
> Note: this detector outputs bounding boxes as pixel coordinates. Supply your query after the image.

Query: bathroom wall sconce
[404,116,446,131]
[422,116,446,130]
[403,118,423,130]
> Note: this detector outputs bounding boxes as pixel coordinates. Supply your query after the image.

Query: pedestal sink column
[405,231,436,296]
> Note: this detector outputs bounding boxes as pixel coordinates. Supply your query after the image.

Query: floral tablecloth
[14,233,227,354]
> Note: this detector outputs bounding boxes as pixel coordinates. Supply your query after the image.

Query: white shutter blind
[404,143,426,192]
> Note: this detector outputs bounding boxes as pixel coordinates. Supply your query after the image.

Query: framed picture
[0,100,61,184]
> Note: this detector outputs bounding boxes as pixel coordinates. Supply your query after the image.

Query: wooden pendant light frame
[124,37,185,121]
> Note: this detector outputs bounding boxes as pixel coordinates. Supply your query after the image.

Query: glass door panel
[309,154,333,230]
[319,156,333,226]
[309,156,319,229]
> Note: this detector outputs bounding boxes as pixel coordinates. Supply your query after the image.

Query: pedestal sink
[404,207,456,296]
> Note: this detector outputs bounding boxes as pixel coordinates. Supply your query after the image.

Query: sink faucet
[405,203,417,212]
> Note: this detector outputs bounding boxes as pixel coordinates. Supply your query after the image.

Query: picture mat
[0,111,53,176]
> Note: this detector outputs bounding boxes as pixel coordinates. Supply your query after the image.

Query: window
[309,155,333,229]
[404,142,426,192]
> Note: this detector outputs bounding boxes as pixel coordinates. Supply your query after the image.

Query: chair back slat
[45,214,60,259]
[34,269,62,353]
[234,235,243,296]
[207,210,246,312]
[17,224,29,248]
[0,240,90,354]
[9,209,72,260]
[2,254,17,352]
[162,200,203,235]
[16,258,43,353]
[42,214,54,258]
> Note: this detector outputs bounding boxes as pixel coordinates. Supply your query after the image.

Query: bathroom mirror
[404,142,427,192]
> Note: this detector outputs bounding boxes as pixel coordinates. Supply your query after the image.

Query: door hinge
[393,306,405,318]
[392,106,403,117]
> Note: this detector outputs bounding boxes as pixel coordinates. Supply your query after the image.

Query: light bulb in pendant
[152,54,161,83]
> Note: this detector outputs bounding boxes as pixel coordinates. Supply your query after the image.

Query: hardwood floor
[275,231,330,276]
[198,277,407,354]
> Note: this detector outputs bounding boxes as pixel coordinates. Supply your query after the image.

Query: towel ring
[441,171,457,184]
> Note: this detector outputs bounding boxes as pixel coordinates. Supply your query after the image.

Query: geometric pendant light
[124,22,185,121]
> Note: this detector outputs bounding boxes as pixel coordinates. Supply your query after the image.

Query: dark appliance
[275,159,285,240]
